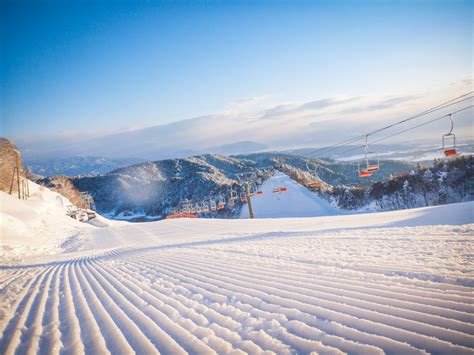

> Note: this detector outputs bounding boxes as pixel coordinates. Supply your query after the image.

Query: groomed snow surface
[240,173,340,219]
[1,180,474,354]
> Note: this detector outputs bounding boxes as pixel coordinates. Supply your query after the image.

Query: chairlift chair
[366,160,380,173]
[272,177,288,192]
[194,203,202,213]
[305,162,322,188]
[228,187,238,206]
[442,114,458,157]
[210,200,217,211]
[358,136,379,178]
[358,163,373,178]
[218,199,226,209]
[251,183,264,196]
[247,183,258,197]
[217,195,226,209]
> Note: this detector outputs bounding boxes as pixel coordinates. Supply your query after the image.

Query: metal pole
[245,183,255,219]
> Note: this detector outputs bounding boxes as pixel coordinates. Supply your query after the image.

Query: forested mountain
[35,152,472,221]
[63,153,411,220]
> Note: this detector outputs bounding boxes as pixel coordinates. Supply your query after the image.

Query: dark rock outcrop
[0,138,23,196]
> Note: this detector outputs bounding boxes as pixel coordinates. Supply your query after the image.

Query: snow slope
[0,181,94,259]
[240,172,340,218]
[0,183,473,354]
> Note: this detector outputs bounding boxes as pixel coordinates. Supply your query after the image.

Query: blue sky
[1,0,472,139]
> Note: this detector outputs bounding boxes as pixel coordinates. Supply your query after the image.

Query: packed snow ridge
[0,181,473,354]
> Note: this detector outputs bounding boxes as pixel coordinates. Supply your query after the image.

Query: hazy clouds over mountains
[14,86,473,161]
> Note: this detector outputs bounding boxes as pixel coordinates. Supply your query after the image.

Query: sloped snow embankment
[0,181,90,259]
[0,181,473,354]
[0,180,122,260]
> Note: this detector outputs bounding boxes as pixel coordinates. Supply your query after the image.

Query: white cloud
[12,81,474,160]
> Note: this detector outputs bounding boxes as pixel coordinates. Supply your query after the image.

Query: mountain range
[39,152,412,221]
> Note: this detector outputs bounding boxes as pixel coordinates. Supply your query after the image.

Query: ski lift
[240,192,247,202]
[194,202,203,213]
[253,183,263,196]
[247,183,262,197]
[305,162,322,188]
[247,186,255,197]
[210,200,217,211]
[228,186,238,206]
[442,114,458,157]
[357,163,372,178]
[366,164,380,173]
[216,194,226,209]
[358,135,379,178]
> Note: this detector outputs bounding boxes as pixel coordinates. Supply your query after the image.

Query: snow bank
[0,180,90,259]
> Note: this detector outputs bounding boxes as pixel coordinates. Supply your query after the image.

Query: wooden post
[9,166,17,195]
[245,183,255,219]
[21,179,28,200]
[16,157,21,199]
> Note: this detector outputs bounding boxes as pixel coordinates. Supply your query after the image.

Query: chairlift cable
[301,92,473,157]
[336,105,473,157]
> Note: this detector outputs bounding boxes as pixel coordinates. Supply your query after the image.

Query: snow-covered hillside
[68,152,413,220]
[0,181,91,259]
[240,173,340,218]
[0,183,473,354]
